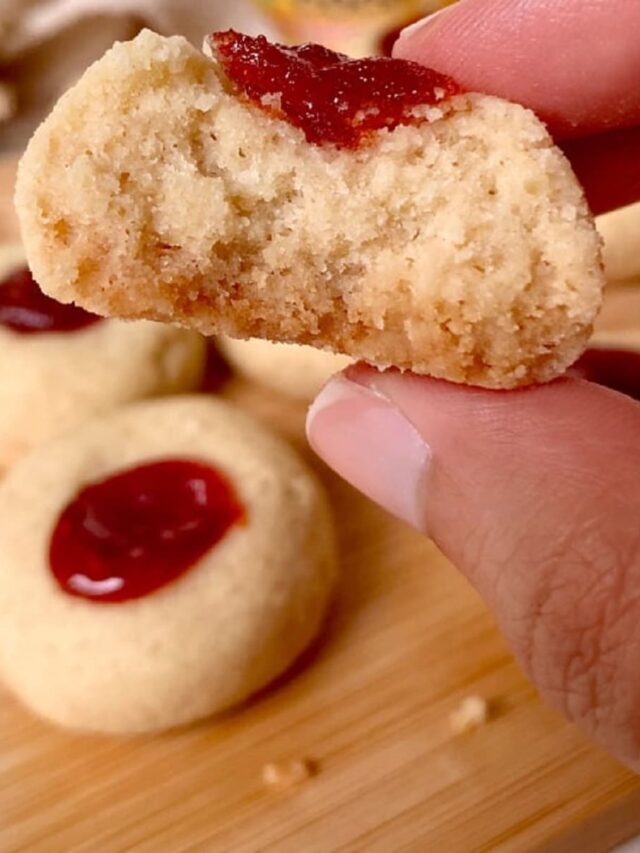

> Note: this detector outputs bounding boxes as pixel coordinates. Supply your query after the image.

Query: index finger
[394,0,640,213]
[394,0,640,138]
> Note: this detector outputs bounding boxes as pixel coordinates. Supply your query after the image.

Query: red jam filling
[0,266,101,334]
[209,30,461,149]
[571,347,640,402]
[49,459,245,603]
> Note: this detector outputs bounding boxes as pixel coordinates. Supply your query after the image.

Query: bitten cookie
[16,30,605,389]
[0,245,205,470]
[0,396,336,734]
[220,337,351,400]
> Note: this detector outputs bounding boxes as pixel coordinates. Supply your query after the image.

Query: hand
[306,0,640,771]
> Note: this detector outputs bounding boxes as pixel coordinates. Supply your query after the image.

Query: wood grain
[1,157,640,852]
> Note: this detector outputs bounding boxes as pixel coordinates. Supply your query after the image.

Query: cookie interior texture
[15,30,604,388]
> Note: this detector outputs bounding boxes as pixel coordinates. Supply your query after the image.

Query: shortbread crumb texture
[0,244,206,471]
[0,396,337,734]
[16,30,604,389]
[220,337,351,400]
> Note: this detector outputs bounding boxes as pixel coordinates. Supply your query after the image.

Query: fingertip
[393,4,455,47]
[307,371,432,530]
[394,0,640,138]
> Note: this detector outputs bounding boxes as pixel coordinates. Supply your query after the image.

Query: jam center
[49,459,245,603]
[0,266,101,334]
[209,30,461,148]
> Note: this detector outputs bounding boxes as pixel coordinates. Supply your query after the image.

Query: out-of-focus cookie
[597,203,640,284]
[0,246,205,470]
[220,337,351,400]
[0,241,27,272]
[0,396,337,734]
[16,30,605,390]
[591,327,640,350]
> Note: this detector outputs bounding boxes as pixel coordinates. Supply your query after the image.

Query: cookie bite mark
[207,30,461,148]
[49,459,245,603]
[0,265,101,334]
[16,30,605,389]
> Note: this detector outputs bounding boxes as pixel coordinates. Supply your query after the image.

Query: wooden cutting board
[1,157,640,853]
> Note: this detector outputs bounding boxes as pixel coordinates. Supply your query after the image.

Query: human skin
[395,0,640,215]
[307,0,640,770]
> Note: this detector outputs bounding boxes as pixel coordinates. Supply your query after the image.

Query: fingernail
[399,4,456,40]
[306,374,432,530]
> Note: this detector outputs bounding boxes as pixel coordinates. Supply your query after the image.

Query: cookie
[0,245,205,470]
[597,203,640,284]
[591,327,640,350]
[15,30,604,389]
[0,396,336,734]
[220,337,351,400]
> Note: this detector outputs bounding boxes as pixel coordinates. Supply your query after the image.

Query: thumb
[307,365,640,770]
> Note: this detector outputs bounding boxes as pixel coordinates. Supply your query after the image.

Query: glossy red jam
[209,30,461,149]
[0,266,101,334]
[571,347,640,402]
[49,459,245,603]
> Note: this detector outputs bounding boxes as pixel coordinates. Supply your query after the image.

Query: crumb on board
[449,695,490,734]
[262,758,317,791]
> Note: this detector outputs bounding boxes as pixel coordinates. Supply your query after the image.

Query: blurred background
[0,0,451,152]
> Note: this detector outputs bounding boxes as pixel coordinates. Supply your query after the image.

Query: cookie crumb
[450,695,489,734]
[262,758,316,791]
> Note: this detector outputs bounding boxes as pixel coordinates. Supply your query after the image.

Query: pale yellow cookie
[15,30,604,390]
[0,241,26,271]
[597,203,640,284]
[0,245,205,470]
[591,327,640,350]
[0,396,337,734]
[220,337,351,400]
